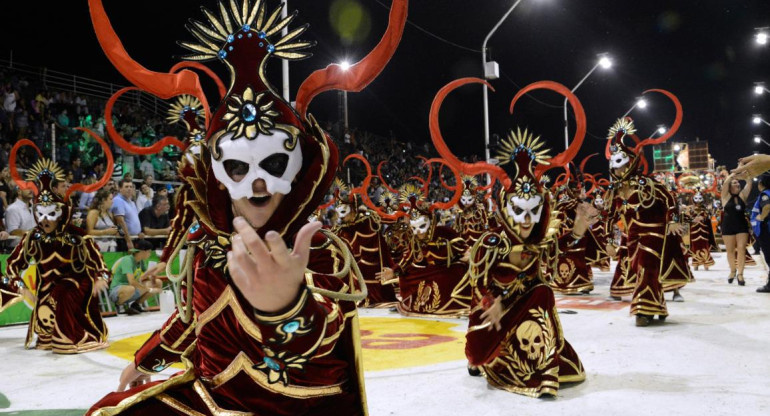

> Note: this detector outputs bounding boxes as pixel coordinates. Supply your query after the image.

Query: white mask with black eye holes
[461,194,475,207]
[507,195,544,224]
[211,131,303,200]
[594,196,604,208]
[35,204,62,223]
[610,149,630,169]
[335,204,351,224]
[693,193,704,204]
[410,215,431,236]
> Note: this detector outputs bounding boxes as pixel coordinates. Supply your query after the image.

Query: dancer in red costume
[603,108,693,326]
[452,175,498,245]
[393,172,470,317]
[686,190,716,271]
[2,134,113,354]
[431,78,590,397]
[86,0,407,414]
[328,171,399,307]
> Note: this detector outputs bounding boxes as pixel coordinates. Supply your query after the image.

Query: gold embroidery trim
[209,351,344,398]
[197,286,262,342]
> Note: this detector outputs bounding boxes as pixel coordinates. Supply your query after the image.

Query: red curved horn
[9,139,42,194]
[343,153,373,194]
[634,89,682,151]
[377,161,398,193]
[67,128,115,201]
[437,161,460,191]
[509,81,586,178]
[579,153,598,174]
[430,78,508,186]
[295,0,408,119]
[89,0,208,124]
[170,61,226,101]
[106,87,186,154]
[425,158,463,211]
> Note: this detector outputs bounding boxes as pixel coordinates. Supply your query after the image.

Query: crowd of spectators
[0,66,481,253]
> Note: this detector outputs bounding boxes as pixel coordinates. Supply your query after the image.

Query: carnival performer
[603,107,693,326]
[4,134,113,354]
[328,171,399,307]
[392,175,470,317]
[587,176,611,272]
[545,156,606,295]
[687,190,716,271]
[453,175,497,245]
[87,0,407,414]
[431,78,589,397]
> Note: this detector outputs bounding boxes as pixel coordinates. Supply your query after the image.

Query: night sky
[2,0,769,177]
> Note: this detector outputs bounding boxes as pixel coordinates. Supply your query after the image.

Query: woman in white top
[86,189,119,252]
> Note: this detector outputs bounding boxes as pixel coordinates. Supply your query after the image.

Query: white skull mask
[410,215,431,236]
[693,193,704,204]
[593,196,604,208]
[335,204,352,224]
[506,195,544,224]
[610,149,630,169]
[34,204,63,223]
[460,194,475,207]
[211,130,303,200]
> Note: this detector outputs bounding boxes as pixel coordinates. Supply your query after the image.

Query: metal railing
[0,57,165,116]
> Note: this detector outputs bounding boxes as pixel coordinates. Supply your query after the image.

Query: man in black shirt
[138,194,170,249]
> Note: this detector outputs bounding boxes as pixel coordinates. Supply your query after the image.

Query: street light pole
[563,53,611,149]
[754,135,770,147]
[753,115,770,127]
[483,0,525,163]
[622,97,647,118]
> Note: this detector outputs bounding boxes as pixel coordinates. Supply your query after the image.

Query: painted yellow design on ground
[108,317,466,372]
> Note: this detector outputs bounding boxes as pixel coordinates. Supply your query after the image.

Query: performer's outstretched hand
[228,217,322,313]
[375,267,394,283]
[92,279,109,297]
[480,296,504,331]
[667,223,686,236]
[574,202,600,236]
[733,154,770,178]
[117,364,150,392]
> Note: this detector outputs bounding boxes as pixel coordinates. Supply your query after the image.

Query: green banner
[0,251,180,326]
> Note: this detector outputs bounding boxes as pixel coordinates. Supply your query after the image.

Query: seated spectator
[139,156,154,180]
[139,194,171,249]
[111,178,142,251]
[4,188,36,241]
[108,239,162,315]
[78,177,98,210]
[86,189,119,252]
[70,155,84,183]
[135,183,153,211]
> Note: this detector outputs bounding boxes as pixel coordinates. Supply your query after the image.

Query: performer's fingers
[233,217,270,261]
[265,231,291,266]
[292,221,323,264]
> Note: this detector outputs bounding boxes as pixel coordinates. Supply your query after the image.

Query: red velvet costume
[4,141,113,354]
[453,176,497,246]
[330,182,399,307]
[687,200,716,269]
[604,115,693,320]
[86,0,407,414]
[609,232,637,298]
[431,78,587,397]
[545,191,605,294]
[397,220,470,317]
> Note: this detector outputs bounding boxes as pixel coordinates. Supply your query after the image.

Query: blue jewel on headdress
[258,31,266,39]
[227,34,234,43]
[267,44,275,53]
[218,50,227,59]
[263,357,281,371]
[189,223,200,234]
[242,103,258,122]
[228,46,234,51]
[610,145,618,152]
[259,42,264,47]
[237,33,243,39]
[242,24,251,32]
[522,183,531,193]
[248,33,253,38]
